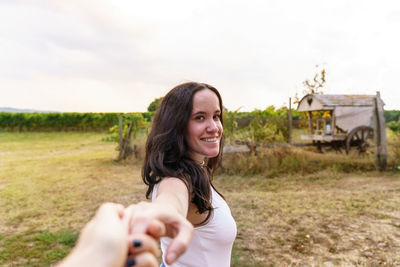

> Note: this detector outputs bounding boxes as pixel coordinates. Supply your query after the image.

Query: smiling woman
[185,89,223,163]
[132,82,237,267]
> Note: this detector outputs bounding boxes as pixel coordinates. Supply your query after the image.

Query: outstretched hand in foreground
[58,202,193,267]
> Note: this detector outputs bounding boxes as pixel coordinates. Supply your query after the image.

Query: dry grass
[1,133,400,266]
[220,146,377,177]
[216,172,400,266]
[0,133,146,266]
[0,133,144,234]
[387,130,400,169]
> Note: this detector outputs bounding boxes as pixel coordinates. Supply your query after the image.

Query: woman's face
[185,89,223,163]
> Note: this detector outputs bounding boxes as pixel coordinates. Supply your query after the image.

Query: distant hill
[0,107,59,113]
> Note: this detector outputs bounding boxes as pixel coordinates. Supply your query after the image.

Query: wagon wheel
[345,126,374,155]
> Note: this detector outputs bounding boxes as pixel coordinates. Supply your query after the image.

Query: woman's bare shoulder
[158,177,189,194]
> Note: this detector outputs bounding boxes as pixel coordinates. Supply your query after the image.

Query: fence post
[374,91,387,171]
[288,97,292,144]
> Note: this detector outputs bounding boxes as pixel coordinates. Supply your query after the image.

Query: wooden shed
[297,94,379,136]
[296,92,386,167]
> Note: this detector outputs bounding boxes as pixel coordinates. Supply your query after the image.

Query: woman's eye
[195,116,205,121]
[213,114,221,120]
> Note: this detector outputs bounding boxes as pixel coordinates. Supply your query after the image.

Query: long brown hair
[142,82,224,215]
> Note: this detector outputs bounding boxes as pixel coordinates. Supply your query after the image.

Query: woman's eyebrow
[192,111,206,116]
[192,109,221,115]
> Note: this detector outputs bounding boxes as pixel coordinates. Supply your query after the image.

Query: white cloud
[1,0,399,111]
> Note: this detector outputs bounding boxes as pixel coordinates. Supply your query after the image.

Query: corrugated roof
[313,94,375,106]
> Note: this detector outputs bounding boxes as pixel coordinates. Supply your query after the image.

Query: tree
[115,113,149,161]
[147,97,163,112]
[294,65,326,104]
[302,65,326,95]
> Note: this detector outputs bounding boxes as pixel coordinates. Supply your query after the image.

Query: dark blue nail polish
[126,259,136,266]
[133,240,142,248]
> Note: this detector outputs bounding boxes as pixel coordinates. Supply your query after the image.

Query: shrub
[387,119,400,132]
[102,113,150,161]
[236,114,287,143]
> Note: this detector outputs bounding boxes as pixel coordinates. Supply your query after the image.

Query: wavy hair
[142,82,224,216]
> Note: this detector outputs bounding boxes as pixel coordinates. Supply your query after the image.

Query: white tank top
[152,183,237,267]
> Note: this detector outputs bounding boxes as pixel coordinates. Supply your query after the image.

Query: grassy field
[0,133,399,266]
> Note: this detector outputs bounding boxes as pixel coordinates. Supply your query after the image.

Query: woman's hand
[58,203,160,267]
[125,202,194,265]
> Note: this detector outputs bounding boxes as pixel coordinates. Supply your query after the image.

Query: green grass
[1,132,400,266]
[0,230,78,266]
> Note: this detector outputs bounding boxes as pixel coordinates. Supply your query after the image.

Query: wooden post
[288,97,292,144]
[118,114,124,155]
[374,91,387,171]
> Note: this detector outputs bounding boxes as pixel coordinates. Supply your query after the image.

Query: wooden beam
[374,91,387,171]
[332,110,336,134]
[307,111,313,134]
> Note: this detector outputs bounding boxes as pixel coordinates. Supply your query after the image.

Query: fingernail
[133,240,142,247]
[126,259,136,266]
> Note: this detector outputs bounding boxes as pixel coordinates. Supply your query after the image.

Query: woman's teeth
[202,138,218,142]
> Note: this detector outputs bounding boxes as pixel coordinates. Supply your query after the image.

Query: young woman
[141,82,237,267]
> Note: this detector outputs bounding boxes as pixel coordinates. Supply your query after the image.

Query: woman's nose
[206,119,218,132]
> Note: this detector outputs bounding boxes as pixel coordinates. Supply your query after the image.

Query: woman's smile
[200,136,219,142]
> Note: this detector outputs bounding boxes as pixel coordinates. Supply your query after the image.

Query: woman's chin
[204,150,220,158]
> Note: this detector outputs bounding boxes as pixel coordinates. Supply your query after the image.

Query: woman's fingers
[164,218,193,265]
[143,207,193,264]
[127,233,160,258]
[124,204,150,234]
[125,202,194,265]
[146,219,166,239]
[126,252,158,267]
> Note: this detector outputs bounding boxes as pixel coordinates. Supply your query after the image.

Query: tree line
[0,112,153,132]
[0,109,398,133]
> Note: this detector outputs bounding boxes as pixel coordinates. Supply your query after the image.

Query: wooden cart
[297,93,385,155]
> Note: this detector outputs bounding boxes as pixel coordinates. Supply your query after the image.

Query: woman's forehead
[192,89,220,112]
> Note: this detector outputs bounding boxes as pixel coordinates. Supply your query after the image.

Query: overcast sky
[1,0,399,112]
